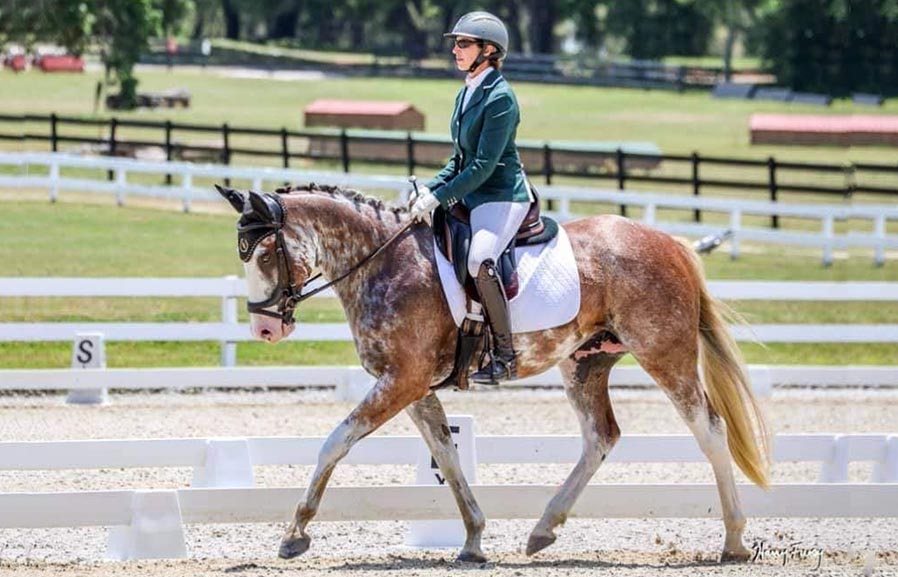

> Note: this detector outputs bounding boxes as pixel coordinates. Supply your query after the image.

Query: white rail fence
[1,152,897,264]
[2,277,897,371]
[3,433,897,484]
[0,431,896,559]
[3,365,898,400]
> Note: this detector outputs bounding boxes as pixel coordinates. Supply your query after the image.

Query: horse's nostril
[261,329,272,339]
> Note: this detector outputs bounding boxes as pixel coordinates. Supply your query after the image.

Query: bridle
[238,193,415,326]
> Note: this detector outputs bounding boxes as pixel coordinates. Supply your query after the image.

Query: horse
[215,182,770,564]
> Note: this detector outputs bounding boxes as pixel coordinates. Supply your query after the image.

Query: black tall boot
[471,259,517,384]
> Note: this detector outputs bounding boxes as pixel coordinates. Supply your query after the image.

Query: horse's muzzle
[251,314,295,343]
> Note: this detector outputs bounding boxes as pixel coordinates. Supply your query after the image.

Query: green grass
[1,201,896,368]
[2,63,896,369]
[2,341,895,368]
[2,67,897,168]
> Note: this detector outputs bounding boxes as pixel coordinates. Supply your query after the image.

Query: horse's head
[217,184,318,343]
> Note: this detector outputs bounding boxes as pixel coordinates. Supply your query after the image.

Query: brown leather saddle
[433,185,559,302]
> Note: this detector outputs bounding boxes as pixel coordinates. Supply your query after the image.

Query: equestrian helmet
[444,11,509,58]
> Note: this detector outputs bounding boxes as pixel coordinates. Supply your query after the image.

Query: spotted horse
[216,183,770,564]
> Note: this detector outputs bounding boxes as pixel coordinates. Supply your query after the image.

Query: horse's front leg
[406,393,486,563]
[279,372,428,559]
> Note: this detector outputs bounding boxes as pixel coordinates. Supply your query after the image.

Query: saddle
[433,185,558,302]
[431,184,559,391]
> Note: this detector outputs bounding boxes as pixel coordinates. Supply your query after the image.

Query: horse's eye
[260,253,272,265]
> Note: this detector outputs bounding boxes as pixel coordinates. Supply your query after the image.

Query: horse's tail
[682,244,771,488]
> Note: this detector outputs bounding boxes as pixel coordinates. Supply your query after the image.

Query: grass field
[2,62,895,369]
[2,66,897,168]
[1,199,896,368]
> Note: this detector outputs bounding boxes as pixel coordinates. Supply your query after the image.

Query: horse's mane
[276,183,408,216]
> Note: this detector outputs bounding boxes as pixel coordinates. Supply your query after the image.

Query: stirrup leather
[471,259,517,384]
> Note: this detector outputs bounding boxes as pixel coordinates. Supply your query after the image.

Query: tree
[0,0,162,109]
[605,0,713,60]
[757,0,898,95]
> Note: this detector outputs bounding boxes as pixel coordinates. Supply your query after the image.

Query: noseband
[237,194,311,325]
[238,192,416,326]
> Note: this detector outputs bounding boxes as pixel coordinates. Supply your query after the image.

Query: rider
[410,11,530,384]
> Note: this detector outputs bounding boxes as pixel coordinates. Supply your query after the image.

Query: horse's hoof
[457,550,487,564]
[278,534,311,560]
[526,533,556,556]
[720,546,752,563]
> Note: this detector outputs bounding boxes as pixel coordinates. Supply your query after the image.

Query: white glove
[410,188,440,223]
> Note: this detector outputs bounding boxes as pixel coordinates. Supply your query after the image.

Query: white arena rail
[0,432,896,559]
[1,152,896,264]
[2,278,897,367]
[3,484,895,528]
[2,365,898,399]
[1,434,896,483]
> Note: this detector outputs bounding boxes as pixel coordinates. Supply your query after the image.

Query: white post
[106,491,187,560]
[642,203,656,226]
[729,209,741,259]
[818,435,849,483]
[115,168,127,206]
[181,173,193,213]
[67,332,108,405]
[872,435,898,483]
[221,275,238,367]
[334,367,376,402]
[822,215,835,266]
[406,415,477,548]
[749,365,773,398]
[559,197,571,221]
[873,215,886,267]
[191,438,255,488]
[252,177,263,191]
[49,161,59,203]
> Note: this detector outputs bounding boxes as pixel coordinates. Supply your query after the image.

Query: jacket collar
[463,68,501,112]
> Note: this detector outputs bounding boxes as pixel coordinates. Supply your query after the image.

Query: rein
[241,198,416,325]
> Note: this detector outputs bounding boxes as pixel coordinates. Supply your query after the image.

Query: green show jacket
[427,69,530,210]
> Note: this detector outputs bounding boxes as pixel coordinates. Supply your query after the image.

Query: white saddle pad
[435,224,581,333]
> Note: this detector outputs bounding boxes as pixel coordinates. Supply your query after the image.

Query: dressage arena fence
[1,276,897,398]
[1,428,897,559]
[1,152,897,264]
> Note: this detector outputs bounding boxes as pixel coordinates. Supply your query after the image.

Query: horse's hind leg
[279,372,427,560]
[640,362,751,561]
[526,352,621,556]
[406,393,486,563]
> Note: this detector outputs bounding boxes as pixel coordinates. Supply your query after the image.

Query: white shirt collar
[465,67,492,92]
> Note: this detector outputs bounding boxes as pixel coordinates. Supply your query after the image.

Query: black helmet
[444,11,509,59]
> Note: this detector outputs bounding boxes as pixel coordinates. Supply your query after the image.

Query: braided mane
[276,183,408,215]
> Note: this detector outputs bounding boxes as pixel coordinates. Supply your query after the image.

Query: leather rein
[239,200,416,325]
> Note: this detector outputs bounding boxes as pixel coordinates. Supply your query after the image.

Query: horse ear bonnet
[215,184,247,213]
[236,191,286,262]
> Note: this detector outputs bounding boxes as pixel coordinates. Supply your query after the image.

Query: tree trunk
[723,23,736,82]
[269,8,300,40]
[528,0,556,53]
[221,0,240,40]
[192,15,205,40]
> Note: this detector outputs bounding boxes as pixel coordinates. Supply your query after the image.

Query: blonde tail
[685,247,771,487]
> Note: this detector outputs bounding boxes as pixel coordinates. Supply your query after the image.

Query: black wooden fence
[1,113,896,229]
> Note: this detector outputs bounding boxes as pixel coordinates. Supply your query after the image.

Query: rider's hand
[410,187,440,224]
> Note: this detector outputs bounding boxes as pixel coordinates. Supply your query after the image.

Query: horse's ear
[215,184,246,213]
[248,190,274,219]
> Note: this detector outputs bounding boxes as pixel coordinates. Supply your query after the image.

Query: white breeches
[467,201,530,278]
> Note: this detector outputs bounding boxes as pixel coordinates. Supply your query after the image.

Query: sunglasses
[453,38,482,49]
